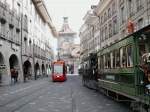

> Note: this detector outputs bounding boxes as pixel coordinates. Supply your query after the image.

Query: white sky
[44,0,99,54]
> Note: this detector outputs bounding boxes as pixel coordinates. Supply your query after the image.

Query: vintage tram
[80,25,150,111]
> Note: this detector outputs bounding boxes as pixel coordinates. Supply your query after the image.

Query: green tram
[81,25,150,111]
[98,24,150,111]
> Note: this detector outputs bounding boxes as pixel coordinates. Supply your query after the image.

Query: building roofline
[32,0,58,37]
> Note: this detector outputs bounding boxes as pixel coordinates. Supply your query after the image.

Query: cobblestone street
[0,76,130,112]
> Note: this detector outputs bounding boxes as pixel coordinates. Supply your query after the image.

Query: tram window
[110,52,113,68]
[98,57,101,70]
[104,55,107,69]
[127,45,133,67]
[120,47,127,68]
[100,55,104,69]
[113,51,116,68]
[116,49,120,68]
[107,53,111,69]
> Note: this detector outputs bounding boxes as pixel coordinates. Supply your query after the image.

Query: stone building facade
[79,0,150,61]
[0,0,22,85]
[0,0,57,85]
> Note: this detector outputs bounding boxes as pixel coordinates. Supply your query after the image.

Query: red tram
[51,60,67,82]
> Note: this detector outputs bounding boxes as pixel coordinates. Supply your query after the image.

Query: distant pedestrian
[10,68,16,83]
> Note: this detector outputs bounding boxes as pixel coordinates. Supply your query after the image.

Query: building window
[108,8,111,18]
[136,0,143,11]
[121,6,125,24]
[112,2,116,15]
[16,30,20,43]
[108,21,112,38]
[24,15,28,30]
[9,27,14,41]
[113,17,118,35]
[101,16,103,24]
[30,0,33,15]
[101,28,104,42]
[128,0,134,17]
[137,18,143,30]
[104,25,108,40]
[1,23,6,37]
[17,3,20,15]
[12,0,15,9]
[25,0,28,9]
[104,12,107,21]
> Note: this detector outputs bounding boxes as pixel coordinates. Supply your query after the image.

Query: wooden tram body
[80,25,150,111]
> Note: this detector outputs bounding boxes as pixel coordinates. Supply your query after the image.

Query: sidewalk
[0,77,49,93]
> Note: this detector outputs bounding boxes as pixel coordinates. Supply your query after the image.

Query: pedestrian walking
[10,68,16,83]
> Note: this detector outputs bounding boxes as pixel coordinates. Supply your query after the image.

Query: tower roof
[59,17,76,35]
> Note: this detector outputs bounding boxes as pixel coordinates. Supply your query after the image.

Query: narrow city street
[0,76,130,112]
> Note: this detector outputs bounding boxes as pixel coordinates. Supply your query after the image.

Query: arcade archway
[9,54,19,69]
[23,60,32,80]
